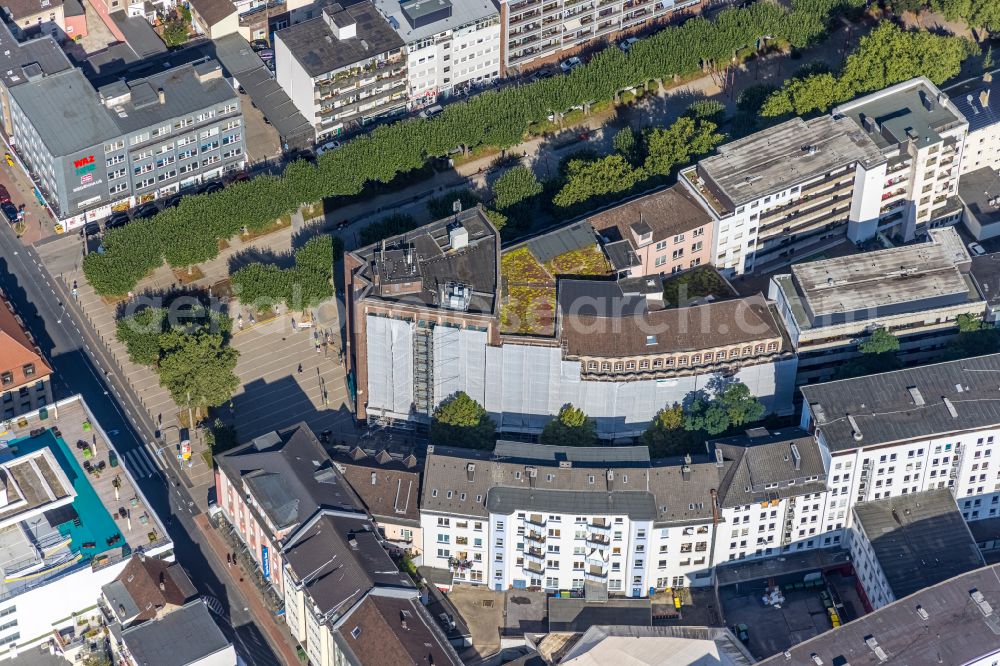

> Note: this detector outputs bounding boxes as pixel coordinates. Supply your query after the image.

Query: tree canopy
[431,392,496,449]
[541,404,598,447]
[683,382,766,435]
[492,166,543,211]
[231,235,335,311]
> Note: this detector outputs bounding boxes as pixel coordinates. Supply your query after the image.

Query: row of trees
[230,236,335,311]
[891,0,1000,32]
[115,306,239,417]
[83,0,854,296]
[430,382,766,454]
[761,22,977,117]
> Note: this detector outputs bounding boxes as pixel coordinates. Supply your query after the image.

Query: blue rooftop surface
[948,75,1000,133]
[7,430,125,561]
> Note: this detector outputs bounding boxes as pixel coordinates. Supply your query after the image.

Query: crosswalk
[202,595,225,617]
[122,447,162,479]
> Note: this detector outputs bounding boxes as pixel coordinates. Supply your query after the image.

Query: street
[0,223,292,666]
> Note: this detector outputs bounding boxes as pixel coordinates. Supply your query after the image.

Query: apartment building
[949,74,1000,175]
[498,0,700,74]
[769,227,984,385]
[332,446,423,553]
[757,563,1000,666]
[800,353,1000,526]
[419,441,724,594]
[214,424,364,600]
[710,429,835,564]
[682,77,969,276]
[346,208,798,438]
[8,58,246,229]
[281,509,461,666]
[588,184,714,278]
[959,167,1000,241]
[3,0,66,40]
[0,292,52,419]
[374,0,500,107]
[848,489,984,611]
[274,1,407,141]
[681,114,885,276]
[834,77,968,242]
[0,21,71,137]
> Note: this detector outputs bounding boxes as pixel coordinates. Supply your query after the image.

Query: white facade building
[949,74,1000,175]
[682,77,970,276]
[375,0,500,107]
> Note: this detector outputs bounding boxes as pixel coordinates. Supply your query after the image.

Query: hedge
[83,0,857,296]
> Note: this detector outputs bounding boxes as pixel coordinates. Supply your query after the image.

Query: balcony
[525,530,546,544]
[525,561,545,573]
[588,518,611,533]
[586,565,607,579]
[524,547,545,562]
[586,534,610,548]
[525,514,546,528]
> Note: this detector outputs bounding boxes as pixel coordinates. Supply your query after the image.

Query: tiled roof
[559,293,785,358]
[0,295,50,389]
[333,452,421,526]
[103,555,197,623]
[588,185,713,249]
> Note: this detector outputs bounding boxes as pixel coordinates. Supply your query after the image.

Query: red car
[0,185,11,203]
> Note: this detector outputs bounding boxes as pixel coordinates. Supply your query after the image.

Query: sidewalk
[194,513,303,665]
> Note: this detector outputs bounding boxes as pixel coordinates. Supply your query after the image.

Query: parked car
[250,39,269,51]
[560,56,582,73]
[257,48,274,61]
[104,211,130,229]
[0,201,17,224]
[200,181,224,195]
[734,624,749,645]
[0,185,10,203]
[419,104,443,118]
[83,221,101,237]
[132,202,160,220]
[619,37,639,51]
[969,242,987,256]
[316,140,342,156]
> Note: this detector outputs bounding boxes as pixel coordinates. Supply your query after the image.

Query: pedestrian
[291,317,297,330]
[226,553,231,565]
[297,363,303,373]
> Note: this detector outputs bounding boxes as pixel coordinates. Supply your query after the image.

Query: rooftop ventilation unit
[865,636,888,663]
[848,414,863,441]
[972,589,994,617]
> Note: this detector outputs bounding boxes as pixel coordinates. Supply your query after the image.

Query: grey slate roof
[853,489,984,600]
[0,22,71,90]
[9,59,238,157]
[758,564,1000,666]
[711,428,827,508]
[493,440,650,466]
[120,600,232,666]
[423,444,722,526]
[216,423,363,536]
[548,598,651,632]
[800,353,1000,453]
[487,487,657,520]
[109,10,167,58]
[276,1,404,77]
[948,73,1000,134]
[282,509,414,617]
[525,220,596,264]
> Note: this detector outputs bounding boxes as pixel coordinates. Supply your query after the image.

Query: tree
[428,189,480,219]
[612,127,639,163]
[682,382,765,435]
[737,84,779,114]
[359,213,417,246]
[643,117,723,177]
[643,404,703,457]
[541,404,598,446]
[430,392,496,449]
[859,327,900,354]
[116,307,167,365]
[552,154,644,208]
[156,332,240,416]
[491,166,543,210]
[685,99,726,122]
[985,46,995,73]
[945,313,1000,359]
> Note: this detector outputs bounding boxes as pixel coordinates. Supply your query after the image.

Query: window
[21,364,33,377]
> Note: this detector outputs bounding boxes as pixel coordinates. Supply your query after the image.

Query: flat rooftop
[854,489,983,600]
[835,76,967,151]
[775,227,977,328]
[353,207,499,315]
[373,0,498,46]
[970,250,1000,306]
[0,397,169,601]
[960,166,1000,227]
[801,353,1000,453]
[694,115,883,212]
[757,563,1000,666]
[276,1,405,77]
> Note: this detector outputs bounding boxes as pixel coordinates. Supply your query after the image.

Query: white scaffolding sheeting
[366,316,415,418]
[432,327,489,406]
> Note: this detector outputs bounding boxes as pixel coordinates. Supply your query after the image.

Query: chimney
[981,89,991,109]
[157,87,165,105]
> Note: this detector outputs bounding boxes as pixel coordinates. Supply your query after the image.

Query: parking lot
[719,569,864,660]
